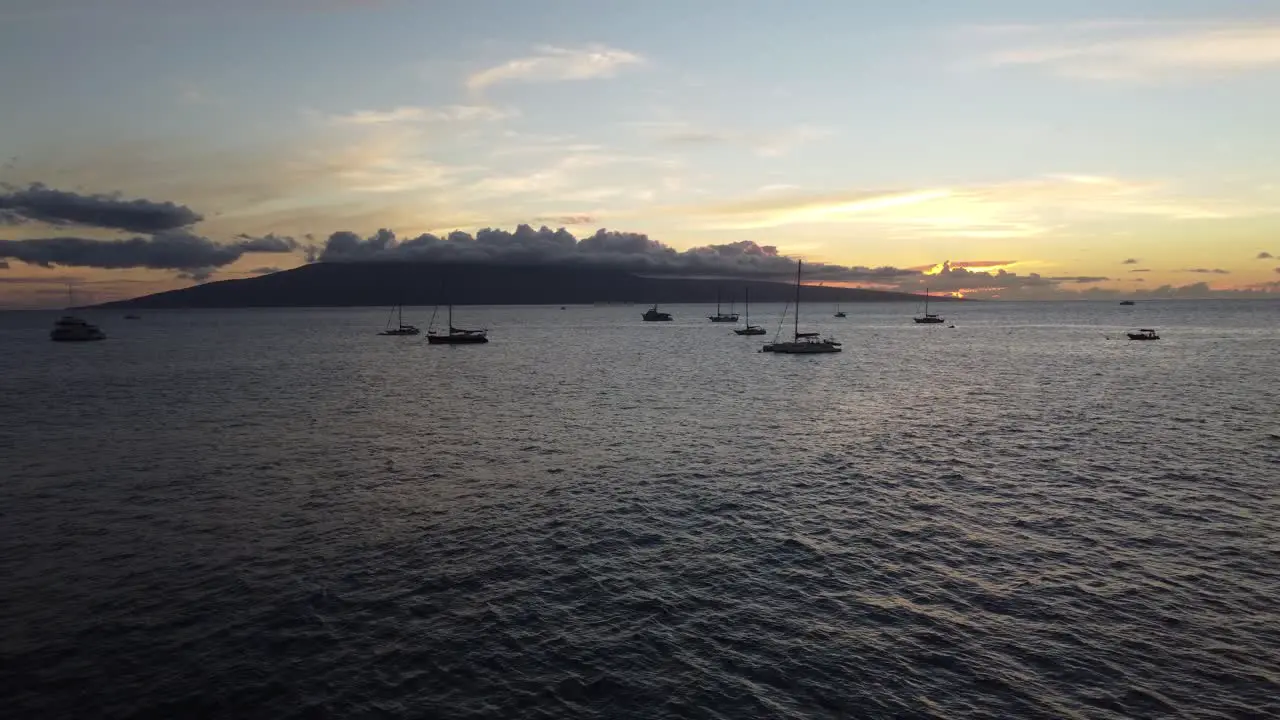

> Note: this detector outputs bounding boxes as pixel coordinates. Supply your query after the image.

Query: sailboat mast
[924,287,929,314]
[716,289,721,314]
[744,288,749,325]
[448,303,453,330]
[794,260,801,340]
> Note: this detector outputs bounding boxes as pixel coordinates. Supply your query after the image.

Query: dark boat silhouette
[378,302,420,336]
[642,304,673,321]
[735,288,766,335]
[427,304,488,344]
[762,260,841,354]
[913,287,945,324]
[1127,328,1159,341]
[707,289,738,323]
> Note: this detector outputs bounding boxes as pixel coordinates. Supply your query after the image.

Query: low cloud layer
[0,183,202,233]
[0,232,297,271]
[1259,251,1274,259]
[315,225,915,284]
[0,186,296,277]
[1184,267,1230,274]
[1122,257,1139,264]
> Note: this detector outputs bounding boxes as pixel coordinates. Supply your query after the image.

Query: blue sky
[2,0,1279,305]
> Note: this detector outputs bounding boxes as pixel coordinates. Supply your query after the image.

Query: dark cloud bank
[314,226,917,285]
[0,185,295,278]
[0,183,201,233]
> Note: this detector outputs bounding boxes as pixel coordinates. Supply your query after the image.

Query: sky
[2,0,1279,307]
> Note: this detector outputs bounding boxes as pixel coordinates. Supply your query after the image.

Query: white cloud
[467,44,645,92]
[329,104,513,125]
[684,174,1277,233]
[975,21,1280,81]
[631,120,833,158]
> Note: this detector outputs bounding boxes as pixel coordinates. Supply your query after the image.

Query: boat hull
[51,333,105,342]
[913,317,945,324]
[763,342,842,354]
[1126,334,1159,340]
[428,334,488,344]
[735,327,767,336]
[642,314,672,321]
[708,315,739,323]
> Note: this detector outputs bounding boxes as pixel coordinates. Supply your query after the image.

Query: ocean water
[1,300,1278,719]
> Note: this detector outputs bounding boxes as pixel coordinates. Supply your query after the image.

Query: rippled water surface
[2,300,1278,719]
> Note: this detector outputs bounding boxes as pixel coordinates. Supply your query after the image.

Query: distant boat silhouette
[51,285,106,342]
[1120,300,1136,306]
[834,300,846,318]
[763,260,841,354]
[642,304,673,321]
[735,288,766,335]
[913,288,945,324]
[1127,328,1159,340]
[51,316,106,342]
[427,304,488,344]
[378,302,420,336]
[707,289,739,322]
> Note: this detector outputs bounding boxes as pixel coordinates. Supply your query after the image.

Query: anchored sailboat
[708,289,739,322]
[763,261,841,354]
[735,288,766,335]
[913,288,944,324]
[427,304,488,344]
[378,302,420,335]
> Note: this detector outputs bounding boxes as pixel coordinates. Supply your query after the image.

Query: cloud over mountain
[314,225,917,284]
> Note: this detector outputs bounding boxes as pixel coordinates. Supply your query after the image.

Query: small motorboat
[1127,328,1159,340]
[642,304,673,321]
[1119,300,1136,306]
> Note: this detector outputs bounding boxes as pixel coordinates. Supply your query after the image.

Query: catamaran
[763,260,841,354]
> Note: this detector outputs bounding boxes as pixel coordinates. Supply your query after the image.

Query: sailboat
[762,261,841,353]
[913,288,945,324]
[427,304,488,344]
[378,302,420,335]
[735,288,766,335]
[834,299,846,318]
[707,289,739,322]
